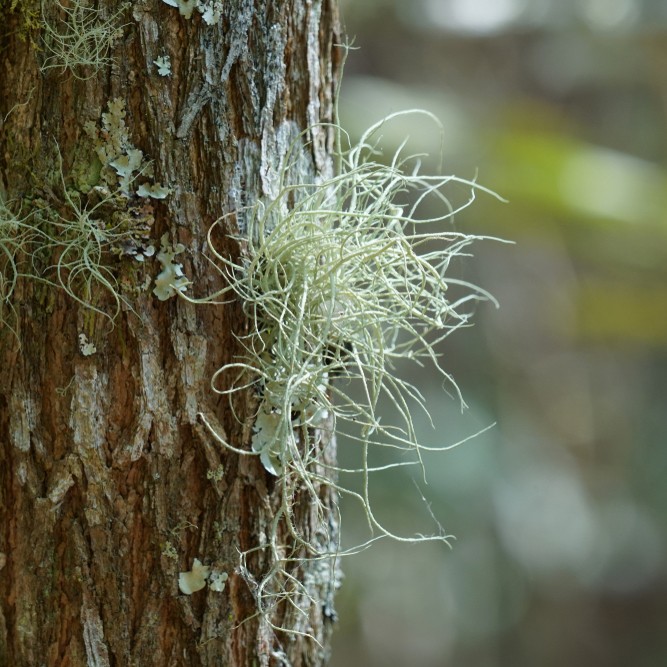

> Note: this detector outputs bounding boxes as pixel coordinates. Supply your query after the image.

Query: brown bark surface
[0,1,341,665]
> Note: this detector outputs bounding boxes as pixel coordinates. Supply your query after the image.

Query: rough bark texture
[0,1,341,665]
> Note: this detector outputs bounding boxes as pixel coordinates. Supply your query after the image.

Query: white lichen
[206,465,225,482]
[85,98,145,195]
[161,0,196,20]
[137,183,170,199]
[199,0,223,24]
[178,558,210,594]
[110,150,144,193]
[208,570,228,593]
[153,55,172,77]
[78,333,97,356]
[131,244,155,263]
[250,404,284,476]
[153,233,189,301]
[84,98,170,204]
[161,0,223,24]
[161,541,178,561]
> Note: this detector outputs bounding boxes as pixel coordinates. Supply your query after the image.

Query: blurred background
[331,1,667,665]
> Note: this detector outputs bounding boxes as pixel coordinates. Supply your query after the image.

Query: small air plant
[40,0,129,80]
[1,97,167,336]
[37,182,132,321]
[192,110,504,634]
[0,198,42,336]
[28,147,146,324]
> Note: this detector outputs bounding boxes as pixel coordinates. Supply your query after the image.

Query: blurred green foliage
[333,1,667,666]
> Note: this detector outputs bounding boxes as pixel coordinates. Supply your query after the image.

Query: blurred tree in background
[332,1,667,666]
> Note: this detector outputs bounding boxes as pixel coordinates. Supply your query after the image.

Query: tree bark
[0,1,341,665]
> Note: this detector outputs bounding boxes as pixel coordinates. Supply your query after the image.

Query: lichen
[40,0,130,80]
[178,558,209,594]
[178,558,228,595]
[208,569,228,592]
[161,0,196,19]
[137,183,170,199]
[85,99,146,195]
[192,111,506,637]
[153,233,188,301]
[77,332,96,356]
[153,55,172,77]
[161,0,223,25]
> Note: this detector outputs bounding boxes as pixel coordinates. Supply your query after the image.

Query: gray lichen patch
[153,233,188,301]
[161,0,223,24]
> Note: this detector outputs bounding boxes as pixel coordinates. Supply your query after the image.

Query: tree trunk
[0,1,341,665]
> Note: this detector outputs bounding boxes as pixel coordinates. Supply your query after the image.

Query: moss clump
[2,0,40,43]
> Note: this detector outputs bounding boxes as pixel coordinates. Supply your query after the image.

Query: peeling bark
[0,1,342,665]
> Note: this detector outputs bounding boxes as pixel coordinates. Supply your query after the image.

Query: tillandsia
[0,99,170,336]
[190,110,506,632]
[40,0,130,80]
[0,199,42,337]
